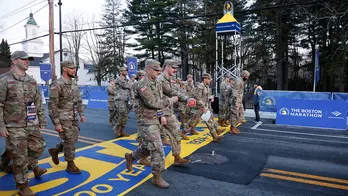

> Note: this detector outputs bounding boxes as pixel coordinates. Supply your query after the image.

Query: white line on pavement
[251,121,263,129]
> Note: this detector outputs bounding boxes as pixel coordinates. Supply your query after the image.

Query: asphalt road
[1,107,348,196]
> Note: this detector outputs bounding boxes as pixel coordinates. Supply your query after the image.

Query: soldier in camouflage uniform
[187,73,224,142]
[47,60,86,175]
[0,51,47,195]
[132,70,151,166]
[107,79,116,125]
[174,81,189,140]
[157,59,195,164]
[125,59,180,189]
[229,70,250,134]
[185,74,195,97]
[113,67,133,137]
[218,75,231,127]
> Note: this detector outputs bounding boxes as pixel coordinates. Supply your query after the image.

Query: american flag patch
[140,87,147,92]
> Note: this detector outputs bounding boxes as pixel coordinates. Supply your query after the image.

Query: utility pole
[58,0,63,75]
[48,0,56,82]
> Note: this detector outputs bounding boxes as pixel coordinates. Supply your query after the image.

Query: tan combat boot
[229,126,240,134]
[225,120,231,125]
[138,157,151,166]
[218,119,224,126]
[190,128,199,135]
[48,148,59,165]
[125,153,135,171]
[113,125,121,137]
[152,174,169,188]
[174,155,191,165]
[181,131,189,140]
[33,166,47,178]
[212,132,223,143]
[216,128,226,135]
[66,161,81,174]
[17,183,36,196]
[120,126,130,137]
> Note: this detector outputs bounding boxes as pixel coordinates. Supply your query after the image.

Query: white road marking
[251,121,263,129]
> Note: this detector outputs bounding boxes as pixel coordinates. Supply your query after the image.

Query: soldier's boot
[120,126,130,137]
[138,157,151,166]
[225,120,231,125]
[189,128,199,135]
[125,153,134,171]
[66,161,81,174]
[229,126,240,135]
[33,166,47,178]
[212,132,223,143]
[216,128,225,135]
[48,148,60,165]
[174,155,191,165]
[152,174,169,189]
[162,138,171,146]
[221,121,229,127]
[113,125,121,137]
[218,119,224,126]
[181,131,189,140]
[17,183,36,196]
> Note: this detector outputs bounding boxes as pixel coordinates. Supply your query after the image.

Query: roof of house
[29,53,49,66]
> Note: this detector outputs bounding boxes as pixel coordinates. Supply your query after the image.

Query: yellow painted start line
[261,168,348,191]
[0,120,235,196]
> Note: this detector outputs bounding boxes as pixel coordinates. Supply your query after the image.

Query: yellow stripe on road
[265,169,348,185]
[260,173,348,191]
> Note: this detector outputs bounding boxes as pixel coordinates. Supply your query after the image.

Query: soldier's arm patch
[140,87,147,92]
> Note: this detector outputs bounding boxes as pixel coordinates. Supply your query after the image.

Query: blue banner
[87,90,108,110]
[276,98,347,130]
[40,63,52,82]
[126,56,138,79]
[79,86,90,99]
[260,90,331,112]
[314,51,320,84]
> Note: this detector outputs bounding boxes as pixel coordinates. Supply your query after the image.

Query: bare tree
[63,12,86,80]
[83,20,112,86]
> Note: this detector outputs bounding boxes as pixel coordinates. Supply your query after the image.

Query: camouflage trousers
[108,109,116,123]
[230,102,245,127]
[176,106,189,130]
[115,100,129,126]
[218,102,229,121]
[162,114,182,156]
[6,126,46,184]
[188,108,218,134]
[132,124,165,175]
[56,120,79,161]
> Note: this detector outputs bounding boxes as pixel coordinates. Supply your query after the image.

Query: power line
[8,0,326,46]
[0,3,48,34]
[0,0,46,21]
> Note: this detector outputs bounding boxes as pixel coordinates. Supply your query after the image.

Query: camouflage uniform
[218,77,231,126]
[187,73,223,142]
[174,82,189,131]
[0,68,47,187]
[48,61,84,173]
[157,60,191,161]
[114,67,133,137]
[185,75,195,97]
[107,83,116,124]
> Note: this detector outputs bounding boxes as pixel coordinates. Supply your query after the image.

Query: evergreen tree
[0,39,11,67]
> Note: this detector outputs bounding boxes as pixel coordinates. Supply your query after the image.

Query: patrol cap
[119,66,128,71]
[202,73,212,80]
[145,59,161,71]
[61,60,77,68]
[187,74,193,78]
[11,50,34,61]
[163,59,179,68]
[242,70,250,79]
[137,70,145,76]
[224,74,231,78]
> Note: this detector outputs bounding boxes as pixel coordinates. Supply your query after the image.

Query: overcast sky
[0,0,125,53]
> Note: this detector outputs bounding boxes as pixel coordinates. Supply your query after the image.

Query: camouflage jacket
[107,85,116,109]
[186,82,195,97]
[157,74,188,116]
[191,82,211,111]
[234,78,244,103]
[174,85,188,112]
[0,70,47,129]
[136,75,171,125]
[48,77,84,124]
[219,80,228,103]
[115,76,133,101]
[226,84,236,106]
[132,80,140,113]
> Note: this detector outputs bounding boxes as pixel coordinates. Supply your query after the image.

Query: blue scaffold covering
[276,98,347,130]
[260,90,331,112]
[87,90,108,110]
[332,93,348,113]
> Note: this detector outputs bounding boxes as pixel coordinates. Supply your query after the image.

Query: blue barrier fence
[260,90,331,112]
